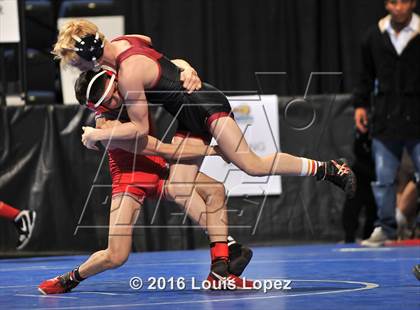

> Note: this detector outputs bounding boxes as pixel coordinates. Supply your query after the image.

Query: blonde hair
[52,19,106,67]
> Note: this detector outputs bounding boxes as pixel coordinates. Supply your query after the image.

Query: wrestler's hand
[82,126,100,151]
[214,145,231,164]
[180,67,202,94]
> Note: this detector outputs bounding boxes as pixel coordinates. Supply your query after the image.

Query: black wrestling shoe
[413,264,420,281]
[206,259,254,289]
[316,158,357,199]
[14,210,36,250]
[228,236,253,276]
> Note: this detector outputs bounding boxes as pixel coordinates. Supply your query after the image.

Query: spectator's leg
[406,139,420,232]
[371,138,402,239]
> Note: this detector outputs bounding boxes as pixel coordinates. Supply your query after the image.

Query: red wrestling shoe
[206,260,254,290]
[38,271,80,295]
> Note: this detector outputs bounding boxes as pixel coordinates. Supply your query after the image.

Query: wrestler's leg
[164,136,227,242]
[193,172,252,276]
[78,194,141,278]
[165,172,225,233]
[192,172,228,239]
[209,116,316,176]
[38,194,141,294]
[209,116,356,196]
[164,137,253,287]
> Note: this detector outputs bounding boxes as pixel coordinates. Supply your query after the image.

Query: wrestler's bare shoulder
[119,54,156,71]
[118,56,158,87]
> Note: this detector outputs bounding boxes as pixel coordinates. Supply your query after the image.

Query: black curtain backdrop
[120,0,393,96]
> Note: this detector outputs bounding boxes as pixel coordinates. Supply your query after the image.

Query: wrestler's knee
[105,248,129,269]
[205,182,226,209]
[164,183,194,202]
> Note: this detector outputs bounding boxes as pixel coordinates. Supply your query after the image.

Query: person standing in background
[353,0,420,246]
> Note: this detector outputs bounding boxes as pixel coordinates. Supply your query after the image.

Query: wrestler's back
[113,35,231,137]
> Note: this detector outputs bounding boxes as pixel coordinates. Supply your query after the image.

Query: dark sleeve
[352,30,376,109]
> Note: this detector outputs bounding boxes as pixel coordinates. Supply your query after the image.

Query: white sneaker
[360,227,390,247]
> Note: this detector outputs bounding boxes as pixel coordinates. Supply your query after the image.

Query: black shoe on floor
[228,236,253,276]
[14,210,36,250]
[413,264,420,281]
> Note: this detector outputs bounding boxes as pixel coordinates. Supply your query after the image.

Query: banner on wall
[0,0,20,43]
[200,95,281,197]
[57,16,124,105]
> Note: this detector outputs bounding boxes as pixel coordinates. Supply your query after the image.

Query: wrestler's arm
[96,118,217,160]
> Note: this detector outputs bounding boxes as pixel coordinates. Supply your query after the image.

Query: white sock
[396,208,407,227]
[227,236,236,246]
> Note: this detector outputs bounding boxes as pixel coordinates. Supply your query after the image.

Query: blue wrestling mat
[0,244,418,309]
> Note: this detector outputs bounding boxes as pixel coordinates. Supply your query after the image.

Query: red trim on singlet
[206,112,234,129]
[174,113,235,143]
[111,36,163,88]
